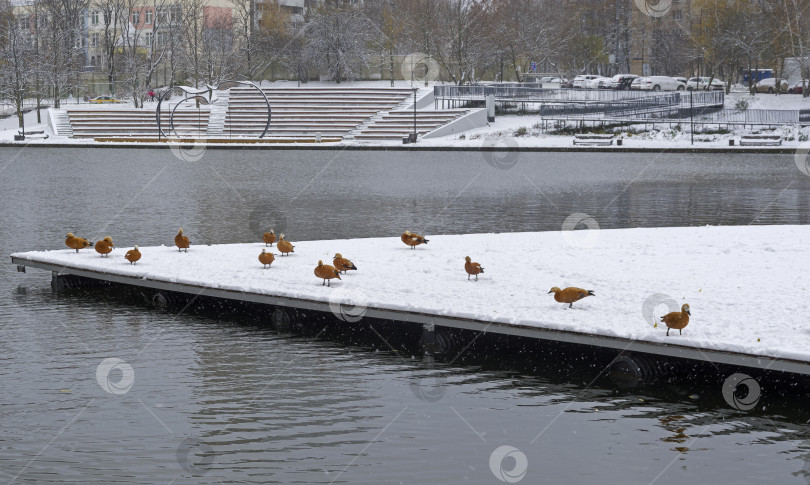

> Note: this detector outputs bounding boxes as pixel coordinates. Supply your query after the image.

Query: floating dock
[11,226,810,379]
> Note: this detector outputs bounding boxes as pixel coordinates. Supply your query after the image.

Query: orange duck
[94,236,114,258]
[125,246,141,265]
[259,249,275,269]
[175,228,190,252]
[277,234,294,256]
[464,256,484,281]
[548,286,595,308]
[314,260,341,286]
[262,230,276,247]
[401,230,429,249]
[65,233,93,253]
[661,304,691,336]
[333,253,357,274]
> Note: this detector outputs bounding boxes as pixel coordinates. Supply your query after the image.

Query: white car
[572,75,599,89]
[538,76,563,89]
[584,76,610,89]
[636,76,686,91]
[686,77,724,91]
[753,77,789,93]
[607,74,638,90]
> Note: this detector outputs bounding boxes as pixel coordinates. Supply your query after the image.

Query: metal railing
[435,85,725,104]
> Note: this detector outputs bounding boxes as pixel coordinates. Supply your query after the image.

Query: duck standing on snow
[125,246,141,265]
[333,253,357,274]
[65,233,93,253]
[401,230,429,249]
[661,304,691,336]
[464,256,484,281]
[94,236,114,258]
[277,234,294,256]
[262,230,276,247]
[548,286,595,308]
[259,249,275,269]
[314,260,341,286]
[175,228,190,252]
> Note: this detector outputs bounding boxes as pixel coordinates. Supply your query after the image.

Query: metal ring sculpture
[156,80,271,139]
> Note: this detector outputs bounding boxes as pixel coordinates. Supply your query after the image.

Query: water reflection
[2,148,810,483]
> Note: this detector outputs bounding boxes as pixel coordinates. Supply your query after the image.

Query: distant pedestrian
[148,90,155,102]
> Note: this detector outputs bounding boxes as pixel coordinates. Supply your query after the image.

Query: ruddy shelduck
[333,253,357,274]
[661,304,691,336]
[259,249,275,269]
[464,256,484,280]
[94,236,114,258]
[65,233,93,253]
[262,230,276,247]
[175,228,190,252]
[548,286,595,308]
[124,246,141,265]
[314,260,341,286]
[401,230,429,249]
[277,234,294,256]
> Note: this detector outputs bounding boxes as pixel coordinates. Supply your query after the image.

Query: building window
[674,10,682,20]
[90,56,96,66]
[145,32,153,46]
[131,10,140,24]
[169,6,181,23]
[91,33,98,47]
[156,32,166,46]
[18,15,28,30]
[145,9,152,25]
[91,10,99,26]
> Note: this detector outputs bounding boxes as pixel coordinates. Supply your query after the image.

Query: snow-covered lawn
[12,225,810,362]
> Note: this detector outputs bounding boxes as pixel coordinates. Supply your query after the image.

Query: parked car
[584,76,610,89]
[89,95,123,104]
[635,76,686,91]
[753,77,789,93]
[561,78,573,89]
[673,77,688,85]
[572,75,599,89]
[596,77,613,89]
[630,77,646,90]
[686,77,724,91]
[609,74,638,90]
[788,80,806,94]
[538,76,564,88]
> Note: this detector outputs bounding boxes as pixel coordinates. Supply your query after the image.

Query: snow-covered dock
[10,226,810,375]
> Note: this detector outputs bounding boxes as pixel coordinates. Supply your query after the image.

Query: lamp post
[413,88,418,143]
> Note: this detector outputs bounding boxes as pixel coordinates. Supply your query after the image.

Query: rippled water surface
[2,147,810,484]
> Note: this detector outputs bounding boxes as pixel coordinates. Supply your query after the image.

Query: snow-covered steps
[206,90,231,137]
[11,225,810,376]
[353,109,471,141]
[222,87,415,139]
[66,108,211,138]
[48,109,73,137]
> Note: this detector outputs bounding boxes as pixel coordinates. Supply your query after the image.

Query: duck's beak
[547,290,553,294]
[686,308,691,316]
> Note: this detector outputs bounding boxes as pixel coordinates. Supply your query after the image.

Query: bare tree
[0,0,34,128]
[97,0,125,94]
[306,1,372,83]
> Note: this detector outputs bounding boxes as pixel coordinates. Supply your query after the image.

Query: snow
[12,225,810,363]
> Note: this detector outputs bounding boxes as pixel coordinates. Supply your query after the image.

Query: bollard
[729,139,735,146]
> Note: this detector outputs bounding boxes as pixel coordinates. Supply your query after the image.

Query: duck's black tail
[587,290,595,296]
